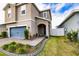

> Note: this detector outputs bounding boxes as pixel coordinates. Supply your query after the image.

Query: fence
[50,28,64,36]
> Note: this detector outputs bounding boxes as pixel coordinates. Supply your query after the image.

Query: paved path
[0,37,45,47]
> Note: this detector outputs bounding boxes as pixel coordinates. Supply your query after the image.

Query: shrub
[66,31,78,42]
[72,31,78,42]
[16,43,24,48]
[24,29,29,39]
[0,35,1,37]
[25,45,33,53]
[2,42,34,54]
[25,45,32,48]
[2,44,9,50]
[67,32,72,42]
[10,42,16,45]
[8,45,16,52]
[1,32,7,38]
[16,48,26,54]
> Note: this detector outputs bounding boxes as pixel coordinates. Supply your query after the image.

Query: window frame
[8,8,12,18]
[20,5,26,15]
[43,12,48,18]
[21,10,26,14]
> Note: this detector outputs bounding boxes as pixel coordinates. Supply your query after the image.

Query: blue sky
[43,3,79,14]
[0,3,79,28]
[36,3,79,28]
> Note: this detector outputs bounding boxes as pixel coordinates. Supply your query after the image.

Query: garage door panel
[10,26,26,39]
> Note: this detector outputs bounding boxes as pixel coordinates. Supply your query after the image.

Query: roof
[3,3,11,10]
[35,16,50,22]
[57,10,79,28]
[3,3,50,12]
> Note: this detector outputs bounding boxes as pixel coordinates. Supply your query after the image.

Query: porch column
[46,24,49,37]
[8,28,10,38]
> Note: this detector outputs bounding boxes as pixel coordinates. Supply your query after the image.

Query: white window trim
[8,8,12,18]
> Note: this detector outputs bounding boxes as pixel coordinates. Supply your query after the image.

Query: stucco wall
[31,4,39,20]
[4,4,16,23]
[40,11,51,21]
[36,19,50,36]
[17,4,32,21]
[6,20,32,37]
[30,20,38,36]
[0,25,6,35]
[60,13,79,32]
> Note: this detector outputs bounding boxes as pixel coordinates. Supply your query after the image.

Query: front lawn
[38,36,79,56]
[0,52,6,56]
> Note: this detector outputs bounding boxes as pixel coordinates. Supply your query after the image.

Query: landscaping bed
[2,42,36,54]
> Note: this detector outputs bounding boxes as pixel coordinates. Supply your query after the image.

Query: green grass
[0,52,6,56]
[38,36,79,56]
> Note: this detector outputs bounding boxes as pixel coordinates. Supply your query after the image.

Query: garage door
[10,26,26,39]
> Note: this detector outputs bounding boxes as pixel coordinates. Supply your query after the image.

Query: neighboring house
[58,10,79,33]
[0,3,52,39]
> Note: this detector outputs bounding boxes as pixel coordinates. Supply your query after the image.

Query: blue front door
[10,26,26,39]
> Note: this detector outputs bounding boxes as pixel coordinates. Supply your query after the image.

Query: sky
[36,3,79,28]
[0,3,79,28]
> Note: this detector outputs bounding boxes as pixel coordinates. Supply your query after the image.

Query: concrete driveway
[0,37,45,47]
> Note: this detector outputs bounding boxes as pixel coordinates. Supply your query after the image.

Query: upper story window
[8,8,11,18]
[43,12,48,18]
[20,5,26,15]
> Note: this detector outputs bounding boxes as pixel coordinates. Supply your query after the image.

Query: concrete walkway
[0,37,45,47]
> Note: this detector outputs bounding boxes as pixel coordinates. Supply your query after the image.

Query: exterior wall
[39,11,51,21]
[60,13,79,32]
[0,25,6,35]
[6,20,32,37]
[17,4,32,21]
[36,19,50,36]
[30,20,38,36]
[31,4,39,20]
[50,28,64,36]
[4,4,16,23]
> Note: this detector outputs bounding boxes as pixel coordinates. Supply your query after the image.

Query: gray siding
[60,13,79,32]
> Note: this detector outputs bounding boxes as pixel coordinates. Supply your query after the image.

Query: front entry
[38,24,46,36]
[10,26,26,39]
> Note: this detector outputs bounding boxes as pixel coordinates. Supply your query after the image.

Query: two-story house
[0,3,52,39]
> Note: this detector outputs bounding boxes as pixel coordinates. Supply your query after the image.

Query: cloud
[55,4,65,12]
[35,3,50,10]
[58,3,79,13]
[51,3,79,28]
[0,3,6,24]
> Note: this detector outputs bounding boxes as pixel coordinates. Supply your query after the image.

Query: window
[21,10,25,14]
[43,12,47,18]
[8,8,11,18]
[20,5,26,15]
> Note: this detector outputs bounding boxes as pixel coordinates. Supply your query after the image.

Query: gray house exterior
[58,10,79,33]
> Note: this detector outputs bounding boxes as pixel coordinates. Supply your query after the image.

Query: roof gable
[3,3,11,10]
[58,10,79,27]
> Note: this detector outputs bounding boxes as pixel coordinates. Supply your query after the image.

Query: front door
[38,24,46,36]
